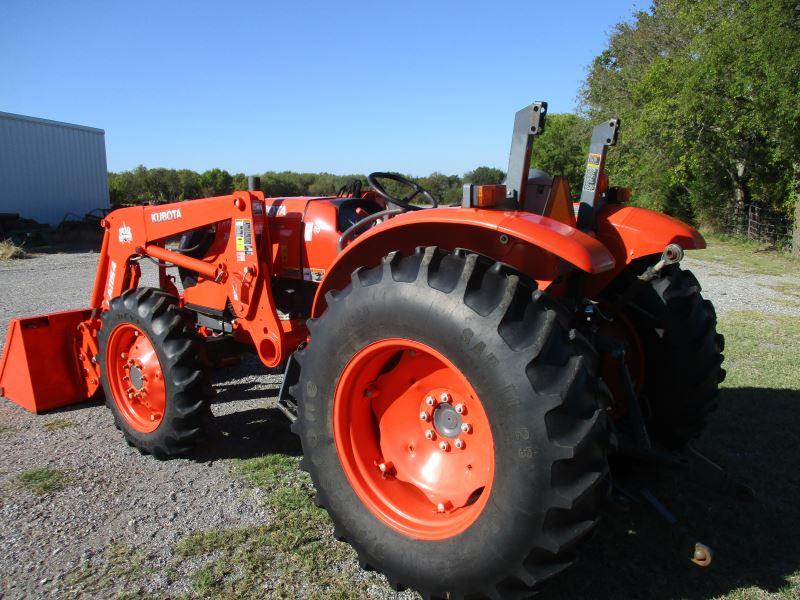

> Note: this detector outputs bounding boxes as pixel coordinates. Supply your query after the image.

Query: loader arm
[0,190,299,414]
[94,191,291,367]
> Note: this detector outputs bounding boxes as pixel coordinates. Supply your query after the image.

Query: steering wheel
[367,172,438,211]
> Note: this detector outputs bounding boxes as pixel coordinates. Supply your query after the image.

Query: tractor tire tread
[295,247,609,599]
[98,287,213,458]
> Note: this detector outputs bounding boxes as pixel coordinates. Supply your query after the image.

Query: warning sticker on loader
[582,153,602,192]
[235,219,254,261]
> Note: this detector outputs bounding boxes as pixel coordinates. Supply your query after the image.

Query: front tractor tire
[98,288,213,459]
[293,247,610,599]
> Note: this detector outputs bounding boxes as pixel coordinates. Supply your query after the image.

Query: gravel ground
[0,248,797,599]
[683,255,800,317]
[0,252,286,598]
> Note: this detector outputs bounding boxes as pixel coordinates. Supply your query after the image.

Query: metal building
[0,111,109,227]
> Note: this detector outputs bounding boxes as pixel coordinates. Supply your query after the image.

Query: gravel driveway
[0,248,797,598]
[0,252,286,598]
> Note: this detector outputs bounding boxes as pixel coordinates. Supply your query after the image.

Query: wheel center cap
[433,403,462,438]
[129,365,144,390]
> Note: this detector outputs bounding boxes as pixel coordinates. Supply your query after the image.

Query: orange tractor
[0,102,726,598]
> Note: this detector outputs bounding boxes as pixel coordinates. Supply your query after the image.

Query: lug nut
[440,392,451,403]
[419,412,429,422]
[439,440,449,452]
[461,423,472,434]
[455,403,465,414]
[425,396,435,406]
[454,438,465,449]
[425,429,435,440]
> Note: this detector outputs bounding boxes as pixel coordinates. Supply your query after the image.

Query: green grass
[172,454,385,599]
[16,468,68,495]
[42,418,75,431]
[64,542,154,598]
[0,424,18,436]
[720,311,800,389]
[695,233,800,276]
[546,309,800,600]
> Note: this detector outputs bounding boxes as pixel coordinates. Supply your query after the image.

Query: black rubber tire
[292,247,610,599]
[620,263,725,449]
[98,288,213,459]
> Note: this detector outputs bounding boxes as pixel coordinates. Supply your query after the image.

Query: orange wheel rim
[599,310,645,418]
[106,324,166,433]
[333,339,494,540]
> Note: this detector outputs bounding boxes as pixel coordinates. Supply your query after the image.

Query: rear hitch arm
[609,243,685,317]
[637,243,684,283]
[639,487,714,568]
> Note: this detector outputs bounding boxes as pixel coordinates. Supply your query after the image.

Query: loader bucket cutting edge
[0,309,95,413]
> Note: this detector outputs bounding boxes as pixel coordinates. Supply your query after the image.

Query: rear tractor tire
[293,247,610,599]
[612,263,725,449]
[98,288,213,459]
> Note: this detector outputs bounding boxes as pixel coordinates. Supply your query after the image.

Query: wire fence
[721,203,795,252]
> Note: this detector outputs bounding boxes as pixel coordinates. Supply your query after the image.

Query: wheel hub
[333,338,494,540]
[105,323,167,433]
[433,402,462,438]
[128,365,144,390]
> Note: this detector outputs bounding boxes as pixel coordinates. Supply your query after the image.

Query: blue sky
[1,1,646,175]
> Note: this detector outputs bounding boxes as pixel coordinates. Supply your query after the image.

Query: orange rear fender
[596,204,706,264]
[312,208,615,317]
[586,204,706,296]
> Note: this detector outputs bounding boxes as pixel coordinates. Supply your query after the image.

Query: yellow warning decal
[235,219,254,259]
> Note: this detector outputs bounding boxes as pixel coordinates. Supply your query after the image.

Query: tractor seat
[523,169,553,214]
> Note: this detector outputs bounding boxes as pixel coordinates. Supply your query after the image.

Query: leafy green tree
[581,0,800,232]
[199,168,234,196]
[464,166,505,185]
[232,172,248,191]
[530,113,591,196]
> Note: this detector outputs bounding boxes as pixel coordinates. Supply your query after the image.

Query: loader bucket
[0,308,95,413]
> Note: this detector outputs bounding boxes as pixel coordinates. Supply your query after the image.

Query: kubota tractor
[0,102,727,598]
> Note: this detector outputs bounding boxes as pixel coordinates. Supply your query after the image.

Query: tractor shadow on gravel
[544,386,800,600]
[192,406,301,462]
[188,357,300,462]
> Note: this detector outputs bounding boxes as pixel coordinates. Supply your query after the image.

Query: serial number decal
[235,218,254,261]
[302,268,325,282]
[582,153,602,192]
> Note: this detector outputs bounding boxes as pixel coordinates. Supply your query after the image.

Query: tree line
[580,0,799,237]
[109,0,798,249]
[108,166,505,207]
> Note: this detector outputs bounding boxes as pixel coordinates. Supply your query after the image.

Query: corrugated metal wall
[0,111,109,226]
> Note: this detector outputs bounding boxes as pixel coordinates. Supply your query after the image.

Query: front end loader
[0,101,726,598]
